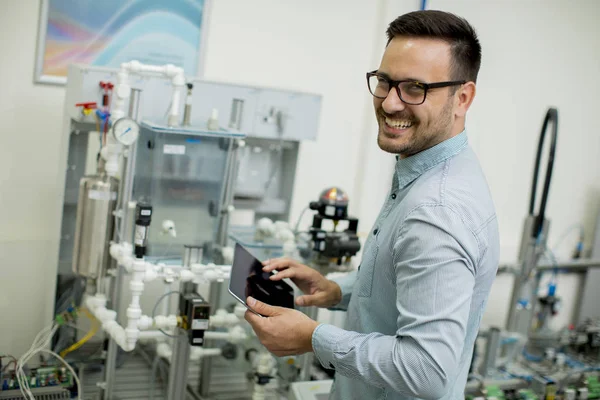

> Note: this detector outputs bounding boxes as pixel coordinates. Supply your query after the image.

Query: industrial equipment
[305,187,361,267]
[507,107,558,339]
[48,61,322,400]
[71,160,118,287]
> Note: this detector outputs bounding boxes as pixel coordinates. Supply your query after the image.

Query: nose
[381,86,406,114]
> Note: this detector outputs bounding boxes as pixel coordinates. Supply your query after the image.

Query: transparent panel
[133,122,242,262]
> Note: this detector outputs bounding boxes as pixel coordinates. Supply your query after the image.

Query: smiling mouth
[384,116,414,130]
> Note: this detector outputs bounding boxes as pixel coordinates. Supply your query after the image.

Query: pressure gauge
[112,117,140,146]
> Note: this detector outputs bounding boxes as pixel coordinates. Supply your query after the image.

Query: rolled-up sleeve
[312,204,479,399]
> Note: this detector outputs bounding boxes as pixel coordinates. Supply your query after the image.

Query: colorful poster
[35,0,208,84]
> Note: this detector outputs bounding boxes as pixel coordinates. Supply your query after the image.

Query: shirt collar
[395,130,468,189]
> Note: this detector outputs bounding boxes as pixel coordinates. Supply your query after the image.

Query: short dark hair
[386,10,481,83]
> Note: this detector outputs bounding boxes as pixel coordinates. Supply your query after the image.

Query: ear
[454,82,476,118]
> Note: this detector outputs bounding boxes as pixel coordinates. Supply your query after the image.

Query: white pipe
[103,242,238,352]
[168,83,183,127]
[118,61,185,127]
[252,353,277,400]
[109,243,232,284]
[204,326,247,344]
[192,347,222,360]
[102,60,186,174]
[85,294,131,351]
[209,309,240,328]
[156,342,222,361]
[86,292,179,351]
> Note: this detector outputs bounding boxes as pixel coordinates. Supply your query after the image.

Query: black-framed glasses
[366,70,466,105]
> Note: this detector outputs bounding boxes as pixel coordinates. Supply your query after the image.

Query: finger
[262,258,296,272]
[269,265,312,282]
[247,296,281,317]
[268,269,296,281]
[244,310,260,328]
[296,293,326,307]
[244,309,262,326]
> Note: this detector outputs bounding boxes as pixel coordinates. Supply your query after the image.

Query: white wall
[0,1,66,357]
[2,0,599,357]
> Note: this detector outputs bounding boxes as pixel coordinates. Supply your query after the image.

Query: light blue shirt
[312,131,499,400]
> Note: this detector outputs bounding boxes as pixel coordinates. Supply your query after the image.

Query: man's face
[374,37,458,156]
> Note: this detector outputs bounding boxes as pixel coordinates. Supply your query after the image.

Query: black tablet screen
[229,243,294,309]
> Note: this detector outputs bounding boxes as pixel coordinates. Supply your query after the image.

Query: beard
[376,99,454,157]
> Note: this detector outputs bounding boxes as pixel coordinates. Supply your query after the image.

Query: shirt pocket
[357,243,379,298]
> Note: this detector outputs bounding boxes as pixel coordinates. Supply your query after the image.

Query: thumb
[247,297,279,317]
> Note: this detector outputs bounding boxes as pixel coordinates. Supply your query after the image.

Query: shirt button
[373,228,379,235]
[391,193,397,200]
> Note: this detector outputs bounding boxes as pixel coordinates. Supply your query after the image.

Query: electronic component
[134,203,152,258]
[517,389,539,400]
[179,292,210,346]
[308,187,360,265]
[182,83,193,126]
[0,366,73,392]
[485,385,505,400]
[587,376,600,399]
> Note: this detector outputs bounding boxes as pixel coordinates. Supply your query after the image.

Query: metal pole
[479,327,501,377]
[505,216,548,335]
[102,88,142,400]
[499,258,600,274]
[215,138,240,246]
[168,332,191,400]
[199,281,222,396]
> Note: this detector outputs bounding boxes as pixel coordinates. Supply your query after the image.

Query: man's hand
[262,258,342,308]
[244,297,319,357]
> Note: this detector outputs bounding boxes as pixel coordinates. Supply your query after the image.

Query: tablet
[228,243,295,316]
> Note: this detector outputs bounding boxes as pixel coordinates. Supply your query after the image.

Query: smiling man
[244,10,499,400]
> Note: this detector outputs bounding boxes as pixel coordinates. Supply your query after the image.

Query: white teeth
[385,117,413,129]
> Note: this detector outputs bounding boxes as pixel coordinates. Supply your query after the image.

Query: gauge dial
[112,117,140,146]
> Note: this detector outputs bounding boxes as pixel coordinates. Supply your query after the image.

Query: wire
[528,107,558,238]
[17,311,84,399]
[500,367,533,382]
[552,223,584,252]
[17,323,60,399]
[522,348,543,363]
[94,112,102,150]
[293,206,310,234]
[1,355,18,372]
[59,308,100,358]
[542,245,559,282]
[151,291,182,339]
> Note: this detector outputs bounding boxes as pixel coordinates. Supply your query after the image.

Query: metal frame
[102,89,142,400]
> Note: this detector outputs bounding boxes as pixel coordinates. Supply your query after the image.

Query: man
[244,10,499,400]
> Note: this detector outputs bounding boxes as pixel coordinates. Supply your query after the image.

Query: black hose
[528,107,558,238]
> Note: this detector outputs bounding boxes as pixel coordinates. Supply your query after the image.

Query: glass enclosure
[133,121,244,263]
